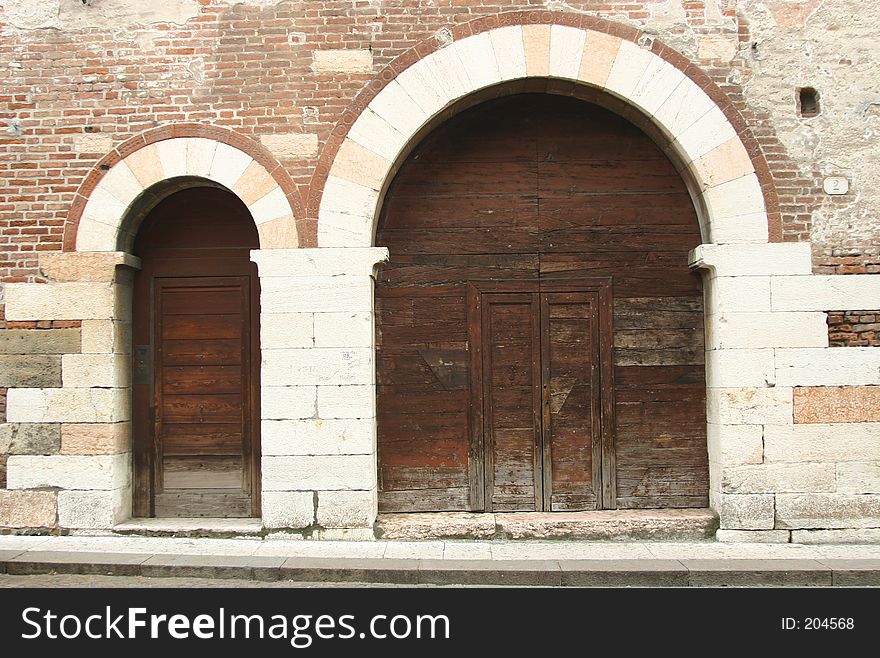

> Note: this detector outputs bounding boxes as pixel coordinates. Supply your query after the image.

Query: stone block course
[6,453,130,491]
[771,275,880,312]
[262,348,373,387]
[61,423,129,455]
[764,423,880,463]
[0,329,81,355]
[722,463,835,494]
[262,491,315,529]
[776,494,880,529]
[794,386,880,423]
[775,348,880,386]
[707,312,827,349]
[0,355,62,388]
[58,488,129,529]
[0,490,57,529]
[261,419,374,456]
[317,490,377,529]
[0,423,61,455]
[262,454,375,491]
[259,133,320,160]
[718,493,775,530]
[836,463,880,494]
[6,388,129,424]
[707,387,792,425]
[5,283,116,321]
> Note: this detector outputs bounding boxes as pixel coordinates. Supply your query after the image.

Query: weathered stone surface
[6,453,130,491]
[259,133,319,160]
[718,494,775,530]
[261,348,373,386]
[0,355,61,387]
[0,329,81,355]
[707,423,764,466]
[61,423,129,455]
[313,312,372,348]
[836,462,880,494]
[4,282,115,321]
[764,423,880,463]
[252,248,388,278]
[0,490,57,529]
[776,494,880,529]
[0,423,61,455]
[70,133,114,154]
[794,386,880,423]
[312,49,372,73]
[261,491,315,529]
[80,320,129,354]
[715,529,791,543]
[722,463,835,494]
[707,387,793,425]
[62,353,128,388]
[498,509,717,540]
[316,385,375,419]
[58,488,129,529]
[261,386,316,420]
[6,388,129,424]
[38,252,139,283]
[377,512,497,540]
[261,455,374,491]
[261,419,373,456]
[316,490,376,529]
[792,528,880,544]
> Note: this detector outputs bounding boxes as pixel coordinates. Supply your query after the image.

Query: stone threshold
[113,518,264,538]
[2,550,877,586]
[377,509,719,541]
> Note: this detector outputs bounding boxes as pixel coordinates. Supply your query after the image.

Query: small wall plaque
[823,177,849,195]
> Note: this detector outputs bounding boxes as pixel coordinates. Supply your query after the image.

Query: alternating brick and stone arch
[316,20,778,247]
[63,125,302,252]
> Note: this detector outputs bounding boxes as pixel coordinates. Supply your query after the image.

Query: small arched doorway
[132,185,261,518]
[376,92,708,513]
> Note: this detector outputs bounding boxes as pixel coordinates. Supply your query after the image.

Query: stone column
[2,252,139,531]
[252,247,388,539]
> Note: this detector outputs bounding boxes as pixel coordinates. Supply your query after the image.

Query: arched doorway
[376,93,707,513]
[132,186,261,518]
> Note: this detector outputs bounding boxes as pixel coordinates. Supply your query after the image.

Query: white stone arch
[75,137,298,252]
[318,24,768,247]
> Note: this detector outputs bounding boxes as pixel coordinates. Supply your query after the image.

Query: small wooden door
[469,280,614,512]
[132,187,260,518]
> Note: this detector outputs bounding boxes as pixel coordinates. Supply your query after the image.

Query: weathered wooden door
[470,281,613,512]
[132,187,260,518]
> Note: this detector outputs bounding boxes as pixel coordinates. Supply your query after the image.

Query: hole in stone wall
[798,87,821,117]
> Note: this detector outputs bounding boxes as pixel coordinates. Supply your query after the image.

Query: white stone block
[317,209,373,247]
[776,493,880,529]
[689,243,813,277]
[81,320,130,355]
[262,419,374,456]
[718,493,775,530]
[262,348,373,386]
[715,529,791,543]
[604,40,654,101]
[248,186,290,225]
[422,45,470,103]
[775,348,880,386]
[329,139,392,191]
[7,388,129,423]
[261,386,316,420]
[395,65,448,117]
[320,176,380,220]
[708,312,827,349]
[707,387,792,425]
[722,463,835,494]
[792,528,880,544]
[317,385,375,419]
[262,454,375,491]
[261,313,313,349]
[261,276,373,313]
[262,491,315,528]
[368,80,429,141]
[630,59,686,116]
[80,186,129,227]
[652,76,716,140]
[317,490,376,528]
[453,33,501,90]
[312,49,373,73]
[62,353,128,388]
[252,248,388,278]
[489,25,527,81]
[771,275,880,312]
[75,219,119,253]
[208,142,253,189]
[689,137,755,189]
[259,133,320,160]
[71,133,113,154]
[348,108,407,163]
[58,488,129,529]
[674,104,738,163]
[7,453,129,490]
[186,138,218,177]
[837,463,880,494]
[709,276,771,314]
[707,423,764,466]
[548,25,585,79]
[155,138,188,179]
[100,161,144,205]
[314,312,373,348]
[703,173,766,221]
[707,211,770,244]
[764,423,880,463]
[706,349,775,388]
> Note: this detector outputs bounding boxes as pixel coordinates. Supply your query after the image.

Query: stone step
[377,509,719,541]
[2,551,877,586]
[112,518,264,538]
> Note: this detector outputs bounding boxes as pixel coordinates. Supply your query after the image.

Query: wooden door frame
[132,254,262,518]
[467,278,615,511]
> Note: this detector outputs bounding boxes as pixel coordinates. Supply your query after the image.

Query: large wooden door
[470,281,613,512]
[132,187,260,518]
[376,93,708,513]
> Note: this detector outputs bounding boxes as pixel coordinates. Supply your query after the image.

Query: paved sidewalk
[1,535,879,586]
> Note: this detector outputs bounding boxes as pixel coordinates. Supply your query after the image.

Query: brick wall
[828,311,880,347]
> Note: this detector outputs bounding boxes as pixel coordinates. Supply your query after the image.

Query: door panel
[481,293,542,512]
[153,278,252,517]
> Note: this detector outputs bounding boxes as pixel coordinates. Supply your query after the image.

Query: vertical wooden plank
[466,283,485,511]
[539,293,553,512]
[529,292,543,512]
[479,293,495,512]
[598,280,617,509]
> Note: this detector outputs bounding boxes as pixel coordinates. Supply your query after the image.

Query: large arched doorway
[376,93,707,513]
[132,186,261,518]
